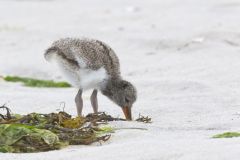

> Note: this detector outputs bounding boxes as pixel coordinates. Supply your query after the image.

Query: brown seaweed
[0,104,152,153]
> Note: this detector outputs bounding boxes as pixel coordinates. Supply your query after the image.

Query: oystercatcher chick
[44,38,137,120]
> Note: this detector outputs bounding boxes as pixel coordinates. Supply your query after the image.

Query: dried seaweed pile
[0,105,151,153]
[0,106,113,153]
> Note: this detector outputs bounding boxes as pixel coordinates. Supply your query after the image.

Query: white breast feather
[51,55,108,90]
[78,67,108,90]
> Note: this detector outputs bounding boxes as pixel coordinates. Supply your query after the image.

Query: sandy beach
[1,0,240,159]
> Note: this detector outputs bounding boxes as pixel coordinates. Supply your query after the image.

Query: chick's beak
[122,106,132,120]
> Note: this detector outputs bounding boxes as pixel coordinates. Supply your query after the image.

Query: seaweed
[0,104,12,120]
[0,106,112,152]
[0,124,62,153]
[4,76,71,88]
[0,105,151,153]
[213,132,240,138]
[136,114,152,123]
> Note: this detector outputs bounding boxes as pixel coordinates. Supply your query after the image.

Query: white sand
[1,0,240,159]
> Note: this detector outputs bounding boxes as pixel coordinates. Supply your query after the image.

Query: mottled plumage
[44,38,137,120]
[45,38,120,78]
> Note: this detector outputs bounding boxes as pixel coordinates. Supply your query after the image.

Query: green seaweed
[0,110,114,153]
[0,124,62,153]
[0,105,150,153]
[95,126,115,136]
[213,132,240,138]
[4,76,71,88]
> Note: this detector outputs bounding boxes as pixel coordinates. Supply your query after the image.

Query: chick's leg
[90,89,98,113]
[75,89,83,116]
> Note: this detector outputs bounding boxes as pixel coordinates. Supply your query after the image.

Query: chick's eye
[125,97,130,103]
